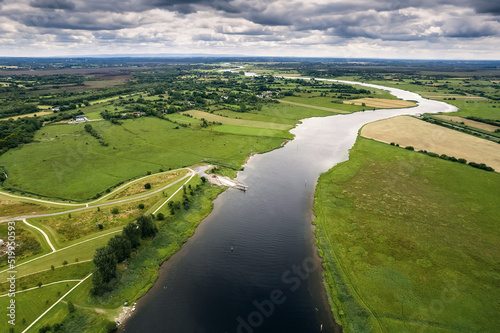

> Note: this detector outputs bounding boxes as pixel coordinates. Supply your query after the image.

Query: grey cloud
[21,13,139,30]
[442,19,500,38]
[30,0,75,10]
[192,33,226,41]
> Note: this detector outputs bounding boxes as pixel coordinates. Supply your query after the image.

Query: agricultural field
[314,137,500,332]
[343,98,416,109]
[1,60,498,333]
[182,109,292,130]
[434,115,499,132]
[361,116,500,170]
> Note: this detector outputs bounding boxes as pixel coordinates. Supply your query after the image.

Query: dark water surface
[121,81,455,333]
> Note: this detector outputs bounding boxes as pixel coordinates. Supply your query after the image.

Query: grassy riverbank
[0,180,225,333]
[314,137,500,332]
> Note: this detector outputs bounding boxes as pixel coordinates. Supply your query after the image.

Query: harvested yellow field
[182,110,292,130]
[344,98,416,108]
[0,111,53,121]
[277,100,349,113]
[420,92,486,100]
[361,116,500,171]
[435,115,500,132]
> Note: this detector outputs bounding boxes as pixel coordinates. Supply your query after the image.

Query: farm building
[75,115,89,123]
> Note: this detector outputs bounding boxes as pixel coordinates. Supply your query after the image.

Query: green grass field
[0,282,78,333]
[0,117,284,200]
[214,109,297,125]
[210,124,294,139]
[314,137,500,332]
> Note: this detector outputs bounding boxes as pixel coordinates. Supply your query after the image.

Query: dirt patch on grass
[109,170,185,200]
[0,111,53,121]
[0,199,56,218]
[278,99,350,113]
[420,93,486,100]
[344,98,415,109]
[361,116,500,170]
[182,110,292,130]
[435,115,500,132]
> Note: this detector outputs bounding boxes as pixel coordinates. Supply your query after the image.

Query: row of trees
[92,215,158,295]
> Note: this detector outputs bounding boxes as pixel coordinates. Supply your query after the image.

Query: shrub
[111,208,119,214]
[138,203,145,209]
[405,146,414,151]
[144,183,151,190]
[458,158,467,164]
[67,301,75,313]
[156,213,165,220]
[427,152,439,157]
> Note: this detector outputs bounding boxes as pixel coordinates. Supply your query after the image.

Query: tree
[156,213,165,221]
[93,246,117,284]
[67,301,75,313]
[136,215,158,239]
[107,235,132,263]
[123,223,141,249]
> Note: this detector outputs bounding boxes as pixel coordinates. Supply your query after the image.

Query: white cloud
[0,0,498,58]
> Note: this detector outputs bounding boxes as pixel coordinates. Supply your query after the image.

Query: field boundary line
[0,167,191,208]
[16,260,93,279]
[23,219,56,252]
[0,230,120,274]
[86,168,190,204]
[22,274,92,333]
[0,168,195,222]
[153,169,196,215]
[0,279,82,298]
[316,183,385,333]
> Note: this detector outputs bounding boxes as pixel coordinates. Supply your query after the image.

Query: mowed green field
[0,282,78,333]
[314,138,500,332]
[0,117,284,200]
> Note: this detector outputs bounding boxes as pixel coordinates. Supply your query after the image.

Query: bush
[144,183,151,190]
[111,208,119,214]
[458,158,467,164]
[138,203,145,209]
[67,301,75,313]
[427,152,439,157]
[156,213,165,220]
[405,146,414,151]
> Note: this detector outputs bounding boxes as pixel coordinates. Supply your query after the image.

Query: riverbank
[313,137,500,332]
[61,181,226,332]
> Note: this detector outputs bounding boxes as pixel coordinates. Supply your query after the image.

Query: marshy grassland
[314,137,500,332]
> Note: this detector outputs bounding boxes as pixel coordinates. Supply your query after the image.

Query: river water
[121,80,456,333]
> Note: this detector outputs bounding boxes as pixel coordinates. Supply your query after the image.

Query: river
[120,78,456,333]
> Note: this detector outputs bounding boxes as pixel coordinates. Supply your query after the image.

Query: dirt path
[0,168,195,216]
[23,219,56,252]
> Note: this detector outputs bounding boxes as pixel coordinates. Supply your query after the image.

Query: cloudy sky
[0,0,499,59]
